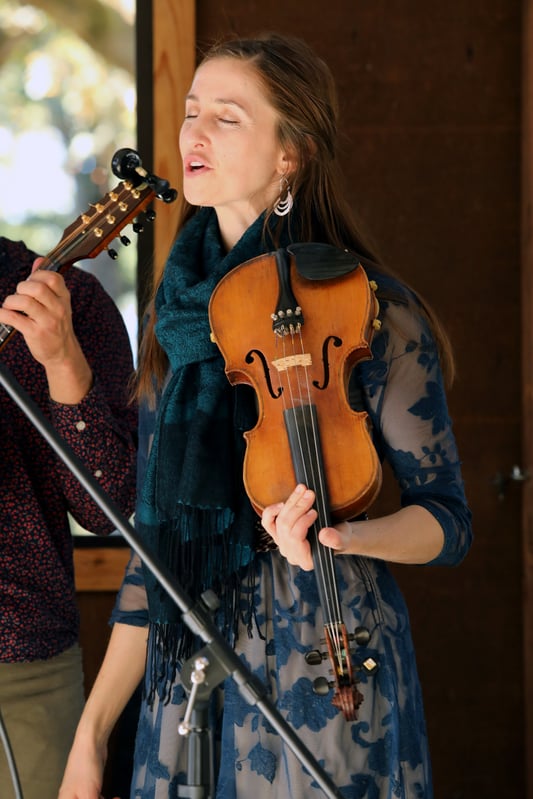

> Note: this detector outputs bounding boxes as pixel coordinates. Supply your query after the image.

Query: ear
[277,149,297,180]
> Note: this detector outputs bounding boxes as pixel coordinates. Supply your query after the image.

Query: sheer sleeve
[110,549,148,626]
[355,291,472,566]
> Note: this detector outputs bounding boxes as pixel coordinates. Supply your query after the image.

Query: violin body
[209,245,382,521]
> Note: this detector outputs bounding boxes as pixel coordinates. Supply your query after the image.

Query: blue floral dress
[111,280,472,799]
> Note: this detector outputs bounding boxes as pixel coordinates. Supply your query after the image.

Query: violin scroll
[305,623,379,721]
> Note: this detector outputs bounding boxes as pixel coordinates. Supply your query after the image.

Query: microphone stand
[0,360,346,799]
[0,708,23,799]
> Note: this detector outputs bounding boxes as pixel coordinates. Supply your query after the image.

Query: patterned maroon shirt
[0,237,137,662]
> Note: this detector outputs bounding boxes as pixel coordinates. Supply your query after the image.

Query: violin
[208,242,382,721]
[0,147,177,352]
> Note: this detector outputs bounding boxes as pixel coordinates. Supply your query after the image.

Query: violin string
[294,332,343,631]
[279,328,344,646]
[297,387,346,667]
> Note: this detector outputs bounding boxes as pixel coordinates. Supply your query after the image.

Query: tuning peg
[108,248,118,260]
[145,209,156,222]
[312,676,332,696]
[132,221,144,233]
[305,649,326,666]
[120,235,131,246]
[353,626,371,646]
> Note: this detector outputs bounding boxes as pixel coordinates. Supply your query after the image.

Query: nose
[180,116,209,149]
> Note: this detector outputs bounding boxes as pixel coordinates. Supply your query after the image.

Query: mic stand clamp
[177,592,226,799]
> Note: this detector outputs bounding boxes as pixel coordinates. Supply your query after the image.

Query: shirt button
[94,469,103,478]
[75,420,87,431]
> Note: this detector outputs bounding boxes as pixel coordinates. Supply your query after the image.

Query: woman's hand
[261,484,319,570]
[262,487,446,567]
[57,733,109,799]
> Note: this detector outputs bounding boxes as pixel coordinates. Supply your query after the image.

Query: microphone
[111,148,178,203]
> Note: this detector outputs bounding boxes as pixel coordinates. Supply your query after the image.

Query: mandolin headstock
[43,179,157,271]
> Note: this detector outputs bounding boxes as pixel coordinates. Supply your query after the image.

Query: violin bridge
[271,353,312,372]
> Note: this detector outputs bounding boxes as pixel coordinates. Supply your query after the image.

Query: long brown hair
[136,32,454,400]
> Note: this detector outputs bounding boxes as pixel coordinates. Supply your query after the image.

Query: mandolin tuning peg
[305,649,325,666]
[312,676,332,696]
[108,248,118,260]
[132,221,144,234]
[145,209,156,222]
[120,235,131,246]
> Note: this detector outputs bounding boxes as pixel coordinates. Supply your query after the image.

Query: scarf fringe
[145,552,263,707]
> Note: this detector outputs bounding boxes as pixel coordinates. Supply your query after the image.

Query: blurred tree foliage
[0,0,137,344]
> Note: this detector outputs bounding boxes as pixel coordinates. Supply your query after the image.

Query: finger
[25,268,68,297]
[31,256,45,273]
[319,521,352,552]
[1,288,48,324]
[275,484,316,531]
[261,502,284,535]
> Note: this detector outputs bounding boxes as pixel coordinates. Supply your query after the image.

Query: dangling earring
[274,177,293,217]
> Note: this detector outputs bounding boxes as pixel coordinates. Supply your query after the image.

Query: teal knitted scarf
[137,207,286,700]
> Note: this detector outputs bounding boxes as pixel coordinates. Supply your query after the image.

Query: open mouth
[184,157,210,175]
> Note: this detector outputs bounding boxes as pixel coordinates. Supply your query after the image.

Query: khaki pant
[0,645,85,799]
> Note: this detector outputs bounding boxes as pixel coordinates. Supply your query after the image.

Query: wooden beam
[153,0,196,279]
[74,545,131,592]
[522,0,533,794]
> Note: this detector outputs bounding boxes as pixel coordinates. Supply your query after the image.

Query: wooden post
[522,0,533,790]
[152,0,196,279]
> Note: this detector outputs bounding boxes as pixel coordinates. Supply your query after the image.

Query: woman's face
[179,57,290,246]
